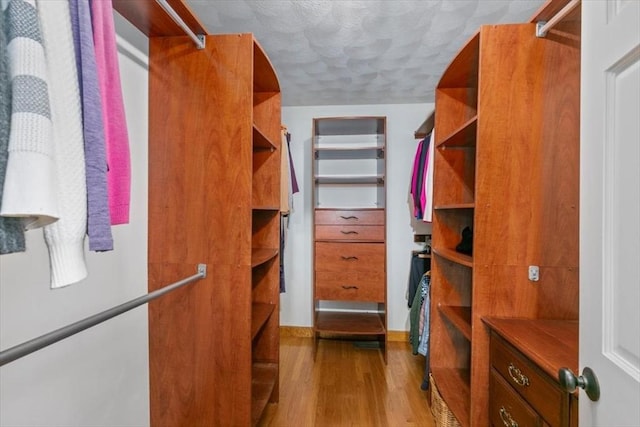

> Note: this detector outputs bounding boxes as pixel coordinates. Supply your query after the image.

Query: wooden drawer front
[315,271,384,302]
[316,225,384,241]
[315,209,384,226]
[491,369,542,427]
[491,335,566,427]
[315,242,384,273]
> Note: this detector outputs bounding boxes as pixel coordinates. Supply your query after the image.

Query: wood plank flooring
[258,336,436,427]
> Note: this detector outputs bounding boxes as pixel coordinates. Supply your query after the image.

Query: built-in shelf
[314,174,384,184]
[434,203,475,210]
[251,303,276,339]
[439,305,472,340]
[315,311,385,335]
[437,116,477,149]
[252,206,280,212]
[253,125,277,150]
[251,362,278,426]
[431,367,471,427]
[432,247,473,267]
[251,248,278,268]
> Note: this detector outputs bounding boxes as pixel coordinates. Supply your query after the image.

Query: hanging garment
[280,128,291,214]
[0,12,26,254]
[1,0,59,229]
[70,0,113,252]
[407,251,430,307]
[409,272,430,355]
[92,0,131,225]
[422,130,435,223]
[410,138,425,219]
[286,132,299,194]
[39,0,89,288]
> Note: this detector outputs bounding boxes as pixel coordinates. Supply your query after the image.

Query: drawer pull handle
[341,285,358,290]
[340,230,359,235]
[508,363,530,387]
[340,215,358,220]
[499,407,518,427]
[341,256,359,261]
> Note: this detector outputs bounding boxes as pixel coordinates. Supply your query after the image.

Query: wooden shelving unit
[312,117,388,362]
[430,4,581,425]
[143,31,281,426]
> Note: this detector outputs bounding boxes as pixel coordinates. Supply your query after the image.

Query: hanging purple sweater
[91,0,131,225]
[69,0,113,251]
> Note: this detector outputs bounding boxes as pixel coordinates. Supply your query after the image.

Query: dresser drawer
[315,271,384,302]
[490,368,542,427]
[491,334,567,427]
[315,242,384,273]
[315,209,384,226]
[316,225,384,241]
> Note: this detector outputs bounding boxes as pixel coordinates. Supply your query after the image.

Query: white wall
[281,104,433,331]
[0,31,150,427]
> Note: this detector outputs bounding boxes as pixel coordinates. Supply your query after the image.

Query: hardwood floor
[258,336,436,427]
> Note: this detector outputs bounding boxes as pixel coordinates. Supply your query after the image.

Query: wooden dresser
[483,318,579,427]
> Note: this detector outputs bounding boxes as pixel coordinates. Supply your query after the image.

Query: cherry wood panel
[489,369,542,427]
[315,225,384,242]
[148,33,281,426]
[438,305,472,341]
[490,333,569,427]
[315,271,385,302]
[314,208,385,225]
[314,242,384,272]
[315,312,385,335]
[483,318,578,378]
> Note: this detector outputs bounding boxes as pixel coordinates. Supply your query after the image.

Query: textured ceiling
[124,1,548,106]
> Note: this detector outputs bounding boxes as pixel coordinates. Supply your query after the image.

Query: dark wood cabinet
[485,318,579,427]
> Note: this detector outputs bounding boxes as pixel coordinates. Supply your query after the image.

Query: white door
[580,0,640,425]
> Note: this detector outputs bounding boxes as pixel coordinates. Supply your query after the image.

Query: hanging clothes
[38,0,89,288]
[70,0,113,252]
[410,132,432,220]
[92,0,131,225]
[422,130,435,223]
[0,10,26,254]
[286,131,299,194]
[1,0,59,230]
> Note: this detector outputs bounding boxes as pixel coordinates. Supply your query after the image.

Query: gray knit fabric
[0,10,26,254]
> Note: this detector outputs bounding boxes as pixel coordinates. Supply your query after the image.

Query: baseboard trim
[279,326,408,342]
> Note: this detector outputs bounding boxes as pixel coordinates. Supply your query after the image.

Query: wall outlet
[528,265,540,282]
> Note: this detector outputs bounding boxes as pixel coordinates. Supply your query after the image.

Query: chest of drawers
[484,318,579,427]
[313,208,387,361]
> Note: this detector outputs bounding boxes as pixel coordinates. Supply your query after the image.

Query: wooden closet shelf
[253,125,277,150]
[431,367,471,427]
[252,206,280,212]
[251,248,278,267]
[315,311,385,335]
[438,31,479,89]
[251,303,276,339]
[434,203,475,210]
[439,305,472,341]
[251,362,278,426]
[314,175,385,185]
[436,116,477,149]
[432,247,473,267]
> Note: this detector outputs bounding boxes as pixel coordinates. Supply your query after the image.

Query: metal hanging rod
[155,0,206,49]
[536,0,581,37]
[0,264,207,367]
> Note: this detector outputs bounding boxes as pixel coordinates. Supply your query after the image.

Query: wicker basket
[429,374,462,427]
